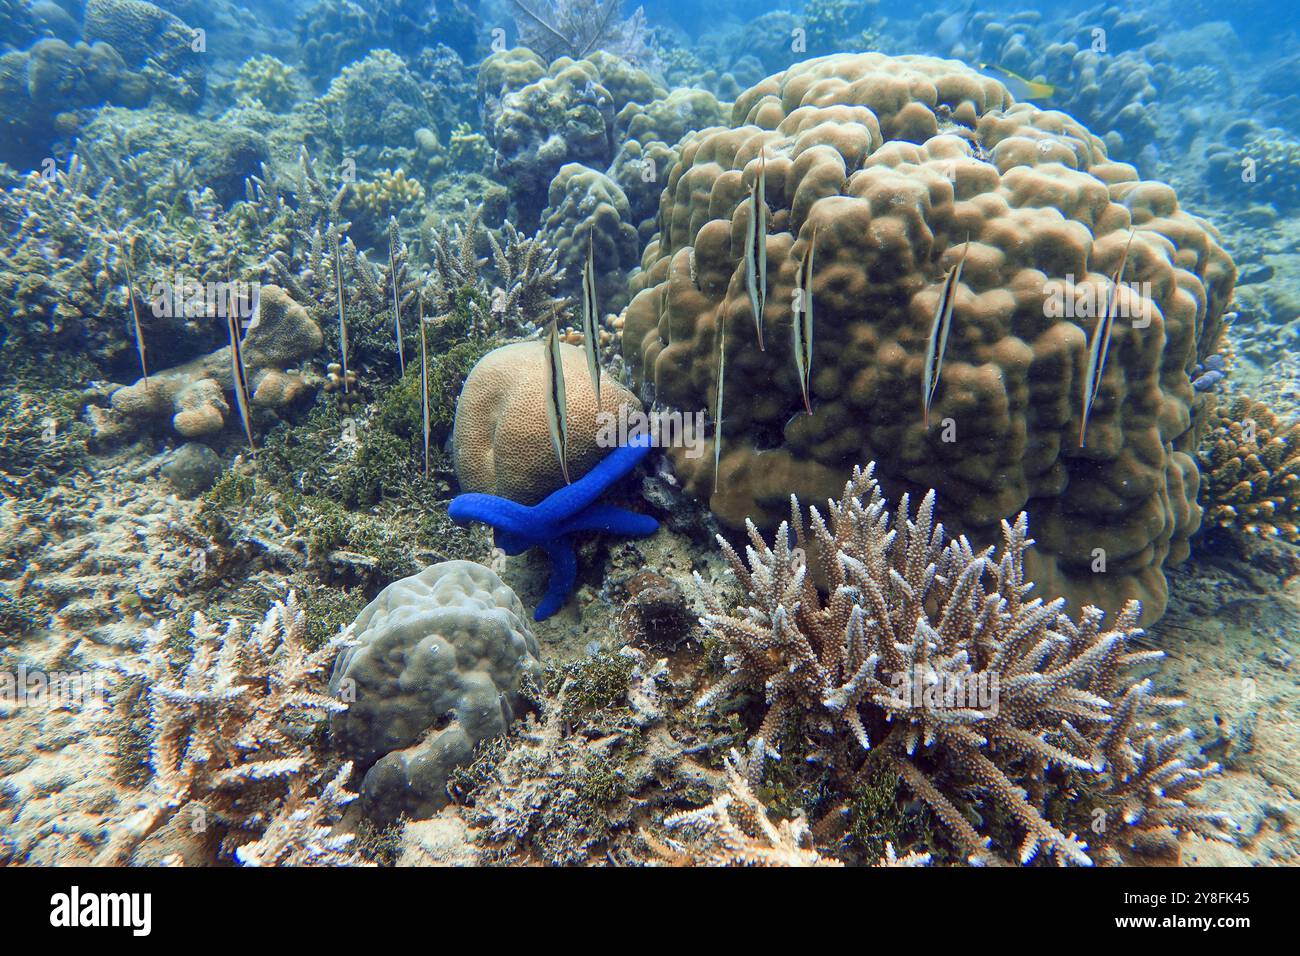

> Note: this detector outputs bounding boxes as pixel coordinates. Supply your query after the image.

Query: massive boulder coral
[453,340,642,504]
[328,561,544,823]
[621,52,1236,623]
[99,284,321,439]
[538,163,641,313]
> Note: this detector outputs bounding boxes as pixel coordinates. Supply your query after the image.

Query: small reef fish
[936,1,975,49]
[978,63,1055,101]
[334,240,350,394]
[793,224,818,415]
[1079,229,1137,448]
[120,239,149,390]
[544,317,571,484]
[419,295,430,480]
[388,227,405,375]
[581,230,601,408]
[228,285,256,457]
[714,298,728,494]
[744,149,768,351]
[922,239,970,428]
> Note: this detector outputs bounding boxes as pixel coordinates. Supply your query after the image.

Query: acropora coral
[1199,396,1300,542]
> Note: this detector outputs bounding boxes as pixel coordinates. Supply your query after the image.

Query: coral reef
[622,51,1236,623]
[83,0,206,106]
[695,463,1231,864]
[1199,396,1300,543]
[509,0,657,68]
[327,561,544,823]
[452,340,642,505]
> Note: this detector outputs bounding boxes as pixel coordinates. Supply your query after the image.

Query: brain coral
[453,340,643,505]
[328,561,544,823]
[621,53,1236,623]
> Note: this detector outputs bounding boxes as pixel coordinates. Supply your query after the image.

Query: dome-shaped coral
[621,52,1236,623]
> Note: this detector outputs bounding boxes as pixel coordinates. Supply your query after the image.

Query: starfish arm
[447,492,540,541]
[530,431,653,527]
[557,503,659,538]
[535,536,578,621]
[493,529,531,555]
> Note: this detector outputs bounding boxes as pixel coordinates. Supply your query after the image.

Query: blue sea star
[448,433,659,620]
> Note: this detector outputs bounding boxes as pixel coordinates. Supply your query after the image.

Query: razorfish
[388,227,405,375]
[228,283,257,457]
[419,294,430,480]
[744,149,768,351]
[120,239,149,389]
[714,298,728,494]
[922,239,970,428]
[544,317,571,484]
[1079,229,1137,448]
[334,240,350,393]
[792,224,818,415]
[581,230,601,408]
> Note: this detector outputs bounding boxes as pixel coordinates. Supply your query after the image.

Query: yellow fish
[978,63,1055,101]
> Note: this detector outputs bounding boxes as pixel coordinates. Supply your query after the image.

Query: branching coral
[1199,396,1300,543]
[422,206,568,337]
[98,591,357,865]
[645,749,842,867]
[695,464,1231,865]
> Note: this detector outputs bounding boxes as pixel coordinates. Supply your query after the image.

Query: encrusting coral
[694,463,1232,865]
[99,284,322,440]
[97,591,359,865]
[622,51,1236,624]
[1199,395,1300,543]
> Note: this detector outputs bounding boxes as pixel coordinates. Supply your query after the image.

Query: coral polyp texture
[695,464,1231,865]
[327,561,544,823]
[452,340,643,505]
[1199,396,1300,542]
[621,52,1237,624]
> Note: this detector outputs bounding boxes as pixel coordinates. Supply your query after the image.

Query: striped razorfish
[334,238,350,393]
[228,282,258,457]
[714,298,728,494]
[419,293,430,480]
[792,224,818,415]
[581,230,601,407]
[544,316,571,484]
[744,149,769,351]
[1079,229,1137,448]
[921,238,971,429]
[120,237,149,390]
[388,223,405,375]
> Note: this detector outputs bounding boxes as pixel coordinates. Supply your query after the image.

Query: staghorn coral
[622,52,1236,624]
[421,206,568,337]
[694,463,1230,865]
[1199,396,1300,543]
[645,749,842,866]
[233,763,366,866]
[97,591,356,865]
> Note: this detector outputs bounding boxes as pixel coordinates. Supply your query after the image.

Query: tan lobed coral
[1199,395,1300,543]
[102,284,322,439]
[621,52,1236,623]
[453,340,643,504]
[694,463,1232,865]
[538,162,641,313]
